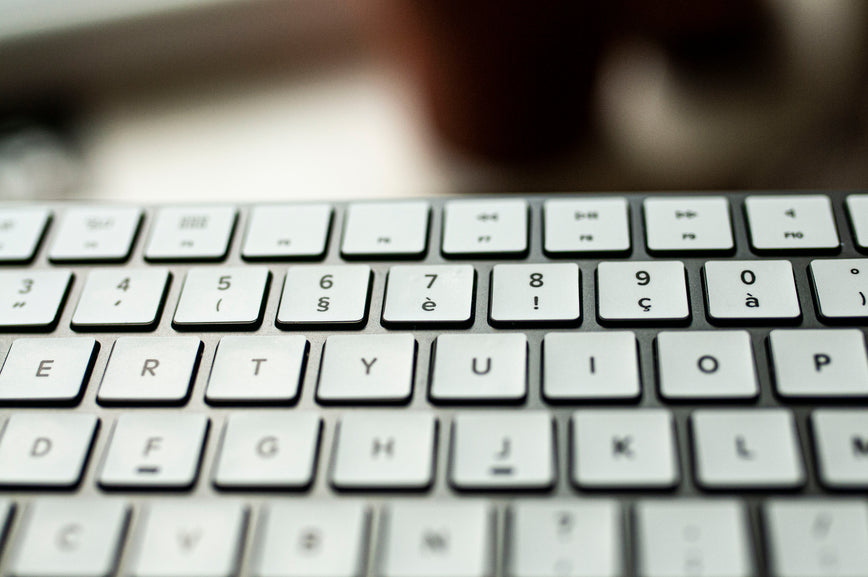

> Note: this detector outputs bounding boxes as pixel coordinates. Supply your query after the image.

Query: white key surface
[810,259,868,319]
[382,265,475,326]
[317,334,416,403]
[144,205,236,261]
[812,410,868,489]
[173,266,269,328]
[0,206,50,262]
[543,197,630,254]
[242,203,331,259]
[48,206,141,262]
[0,270,71,329]
[692,409,804,489]
[704,260,801,321]
[71,268,169,329]
[769,329,868,398]
[597,261,689,322]
[846,193,868,250]
[0,337,96,402]
[745,194,839,250]
[430,333,527,402]
[644,196,734,252]
[442,199,528,256]
[489,263,580,324]
[341,201,429,257]
[543,331,640,400]
[276,265,371,326]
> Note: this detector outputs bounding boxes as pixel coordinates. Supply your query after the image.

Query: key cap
[657,330,758,399]
[10,499,129,577]
[543,197,630,255]
[341,201,429,258]
[97,337,202,404]
[276,265,371,328]
[214,412,320,489]
[253,501,368,577]
[242,203,332,259]
[846,194,868,250]
[764,500,868,577]
[144,205,236,261]
[173,266,269,329]
[571,409,679,489]
[769,329,868,398]
[0,413,97,487]
[430,333,526,402]
[810,259,868,320]
[382,265,475,327]
[71,268,170,330]
[317,334,416,403]
[635,500,752,577]
[543,331,641,401]
[129,501,246,577]
[99,413,208,489]
[644,196,734,253]
[48,206,142,262]
[0,270,72,330]
[704,260,801,322]
[0,206,50,262]
[451,412,554,490]
[811,410,868,489]
[442,198,528,256]
[509,500,622,577]
[489,263,580,325]
[380,502,493,577]
[745,194,839,251]
[331,412,436,490]
[597,261,689,323]
[0,337,97,403]
[692,409,804,489]
[205,335,308,404]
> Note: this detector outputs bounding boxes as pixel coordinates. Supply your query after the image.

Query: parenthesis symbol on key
[860,291,866,306]
[216,298,222,312]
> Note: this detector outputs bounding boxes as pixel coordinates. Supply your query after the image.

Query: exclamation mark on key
[533,296,539,310]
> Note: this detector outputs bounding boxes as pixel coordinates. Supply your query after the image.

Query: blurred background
[0,0,866,203]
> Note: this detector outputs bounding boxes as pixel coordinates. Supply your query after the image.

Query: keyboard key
[597,261,689,323]
[382,265,475,327]
[543,331,640,401]
[704,260,801,322]
[489,263,580,325]
[635,500,752,577]
[173,266,269,329]
[144,205,237,261]
[543,197,630,254]
[812,410,868,489]
[0,270,72,330]
[241,203,332,259]
[99,413,209,489]
[253,501,368,577]
[341,201,429,258]
[644,196,734,253]
[846,193,868,250]
[0,206,50,262]
[379,502,492,577]
[691,409,804,489]
[769,329,868,398]
[450,412,554,490]
[0,413,97,487]
[764,500,868,577]
[205,335,308,404]
[745,194,839,251]
[442,199,528,256]
[317,334,416,403]
[430,333,527,402]
[0,337,97,403]
[809,258,868,320]
[509,500,622,577]
[331,412,436,490]
[48,206,142,262]
[71,268,170,330]
[657,330,758,400]
[97,337,202,404]
[129,501,246,577]
[10,498,129,577]
[571,409,679,489]
[214,412,320,489]
[276,265,371,328]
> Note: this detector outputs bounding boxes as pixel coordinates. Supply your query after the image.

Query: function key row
[2,194,868,263]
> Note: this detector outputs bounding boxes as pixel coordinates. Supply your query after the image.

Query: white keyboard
[0,192,867,577]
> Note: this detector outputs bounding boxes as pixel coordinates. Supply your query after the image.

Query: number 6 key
[277,265,372,328]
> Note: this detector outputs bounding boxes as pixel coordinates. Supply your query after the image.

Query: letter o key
[697,355,719,374]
